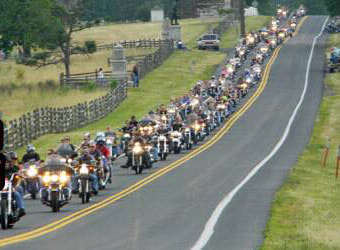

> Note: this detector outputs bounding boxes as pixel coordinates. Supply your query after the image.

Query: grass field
[15,50,225,158]
[0,18,219,120]
[0,18,219,87]
[261,34,340,250]
[220,16,270,48]
[2,16,269,158]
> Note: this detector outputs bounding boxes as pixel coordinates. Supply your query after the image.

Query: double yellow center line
[0,16,308,248]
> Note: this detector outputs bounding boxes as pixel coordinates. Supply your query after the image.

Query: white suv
[197,34,220,51]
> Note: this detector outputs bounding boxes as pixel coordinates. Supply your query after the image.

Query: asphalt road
[2,16,328,250]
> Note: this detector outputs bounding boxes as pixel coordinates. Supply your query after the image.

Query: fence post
[336,146,340,178]
[60,72,64,86]
[322,137,330,167]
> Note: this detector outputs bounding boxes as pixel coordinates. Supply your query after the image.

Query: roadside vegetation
[0,18,218,120]
[220,16,271,48]
[10,16,269,158]
[262,33,340,249]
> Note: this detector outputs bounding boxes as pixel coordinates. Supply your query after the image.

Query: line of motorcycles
[0,7,306,230]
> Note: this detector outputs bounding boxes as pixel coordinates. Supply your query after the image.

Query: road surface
[1,15,328,250]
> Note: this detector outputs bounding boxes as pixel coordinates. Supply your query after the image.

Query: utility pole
[239,0,246,37]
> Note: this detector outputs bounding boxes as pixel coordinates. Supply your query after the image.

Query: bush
[16,57,37,66]
[85,81,97,91]
[110,80,118,90]
[85,40,97,54]
[15,69,25,80]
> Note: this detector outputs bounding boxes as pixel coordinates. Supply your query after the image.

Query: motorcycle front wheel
[51,191,60,213]
[81,180,86,204]
[1,200,8,229]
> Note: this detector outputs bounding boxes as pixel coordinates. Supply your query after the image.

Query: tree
[0,0,51,57]
[323,0,340,17]
[31,0,93,77]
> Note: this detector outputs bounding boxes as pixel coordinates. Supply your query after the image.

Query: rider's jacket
[22,152,40,163]
[96,145,110,159]
[77,154,96,165]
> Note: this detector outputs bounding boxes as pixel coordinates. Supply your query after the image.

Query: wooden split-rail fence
[3,82,127,151]
[60,39,174,86]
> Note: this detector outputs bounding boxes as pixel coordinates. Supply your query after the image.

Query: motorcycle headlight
[27,166,38,177]
[43,174,50,184]
[133,143,143,154]
[60,158,66,163]
[60,171,68,183]
[51,174,59,182]
[248,37,255,44]
[80,165,89,175]
[194,124,200,130]
[241,83,248,90]
[246,78,251,83]
[191,99,199,107]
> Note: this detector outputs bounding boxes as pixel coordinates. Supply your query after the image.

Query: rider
[120,132,152,169]
[5,152,26,217]
[105,126,119,158]
[73,148,99,195]
[21,144,40,164]
[57,137,78,158]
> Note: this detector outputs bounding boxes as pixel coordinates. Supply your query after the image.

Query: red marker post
[322,137,330,168]
[336,146,340,179]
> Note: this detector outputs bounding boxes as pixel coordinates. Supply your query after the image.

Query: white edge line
[191,17,329,250]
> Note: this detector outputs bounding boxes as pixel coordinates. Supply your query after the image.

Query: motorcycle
[23,161,41,200]
[41,169,71,212]
[252,65,262,81]
[132,142,145,175]
[183,127,193,150]
[75,163,94,204]
[157,134,168,161]
[96,156,110,190]
[170,131,182,154]
[0,174,21,229]
[192,122,203,144]
[121,133,132,154]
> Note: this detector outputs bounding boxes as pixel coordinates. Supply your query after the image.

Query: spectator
[98,68,105,86]
[132,65,139,88]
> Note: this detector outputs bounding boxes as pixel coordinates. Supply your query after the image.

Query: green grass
[0,18,219,120]
[7,16,269,159]
[15,50,225,158]
[220,16,271,48]
[261,33,340,250]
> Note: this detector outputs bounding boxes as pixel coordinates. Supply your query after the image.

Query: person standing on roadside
[132,65,139,88]
[98,68,105,86]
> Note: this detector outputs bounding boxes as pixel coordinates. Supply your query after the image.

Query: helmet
[26,144,35,153]
[96,137,105,146]
[96,132,105,139]
[84,132,90,140]
[9,151,18,160]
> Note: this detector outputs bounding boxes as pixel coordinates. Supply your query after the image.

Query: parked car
[197,34,220,51]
